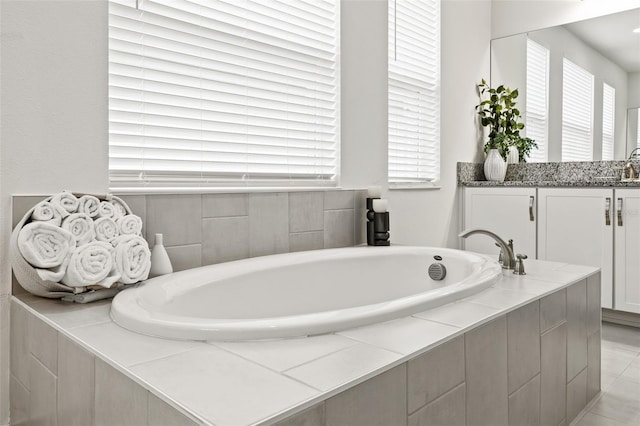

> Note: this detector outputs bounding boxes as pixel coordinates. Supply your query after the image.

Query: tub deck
[12,257,599,426]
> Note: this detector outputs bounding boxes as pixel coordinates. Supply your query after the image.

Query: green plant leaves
[476,79,538,162]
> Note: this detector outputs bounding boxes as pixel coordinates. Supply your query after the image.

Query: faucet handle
[495,243,503,264]
[513,254,528,275]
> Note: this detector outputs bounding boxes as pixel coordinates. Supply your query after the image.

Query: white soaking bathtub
[110,246,501,341]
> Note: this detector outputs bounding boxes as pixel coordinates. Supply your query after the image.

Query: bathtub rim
[110,246,502,341]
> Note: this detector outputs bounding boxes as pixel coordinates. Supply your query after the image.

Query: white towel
[18,222,76,282]
[94,217,119,243]
[110,198,128,220]
[113,234,151,284]
[61,241,121,288]
[30,201,64,226]
[77,195,101,218]
[61,213,96,246]
[51,191,79,217]
[116,214,143,236]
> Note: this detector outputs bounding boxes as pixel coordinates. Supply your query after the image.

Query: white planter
[484,149,507,182]
[507,146,519,164]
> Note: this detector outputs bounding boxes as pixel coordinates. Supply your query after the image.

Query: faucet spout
[459,228,516,270]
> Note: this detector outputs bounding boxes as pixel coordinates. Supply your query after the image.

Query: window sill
[388,182,441,191]
[110,186,366,196]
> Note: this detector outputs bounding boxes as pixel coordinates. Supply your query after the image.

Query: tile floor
[573,322,640,426]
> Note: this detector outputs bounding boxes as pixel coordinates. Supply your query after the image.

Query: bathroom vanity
[459,161,640,317]
[10,258,600,426]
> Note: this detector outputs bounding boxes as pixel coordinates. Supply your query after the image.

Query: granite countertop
[15,258,598,426]
[457,161,640,188]
[461,180,640,188]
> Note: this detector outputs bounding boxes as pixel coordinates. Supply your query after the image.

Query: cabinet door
[614,189,640,313]
[463,188,537,259]
[538,188,613,308]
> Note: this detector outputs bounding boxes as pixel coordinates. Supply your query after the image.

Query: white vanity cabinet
[463,187,536,259]
[614,189,640,314]
[537,188,614,308]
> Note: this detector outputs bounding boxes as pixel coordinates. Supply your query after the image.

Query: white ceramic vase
[507,146,519,164]
[149,233,173,278]
[484,149,507,182]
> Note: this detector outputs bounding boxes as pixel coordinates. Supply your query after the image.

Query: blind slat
[388,0,440,183]
[562,58,594,162]
[526,39,549,163]
[109,0,339,187]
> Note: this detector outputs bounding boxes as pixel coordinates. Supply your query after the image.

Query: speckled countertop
[461,180,640,188]
[457,161,640,188]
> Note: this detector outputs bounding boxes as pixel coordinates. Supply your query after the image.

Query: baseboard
[602,308,640,328]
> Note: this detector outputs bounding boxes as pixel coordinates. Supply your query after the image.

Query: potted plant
[476,79,538,180]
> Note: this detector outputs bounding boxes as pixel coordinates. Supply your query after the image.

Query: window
[108,0,339,188]
[562,59,594,161]
[525,39,549,163]
[388,0,440,184]
[602,83,615,161]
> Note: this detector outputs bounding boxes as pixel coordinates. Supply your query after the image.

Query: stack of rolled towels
[17,191,151,291]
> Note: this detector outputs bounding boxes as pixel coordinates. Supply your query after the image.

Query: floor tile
[620,357,640,384]
[590,377,640,424]
[337,317,460,355]
[577,412,628,426]
[284,343,402,391]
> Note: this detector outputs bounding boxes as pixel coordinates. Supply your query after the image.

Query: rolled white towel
[61,241,121,288]
[30,201,64,226]
[94,217,119,243]
[98,201,118,219]
[51,191,79,217]
[18,222,76,282]
[77,195,101,218]
[113,234,151,284]
[116,214,143,236]
[110,198,128,220]
[61,213,96,246]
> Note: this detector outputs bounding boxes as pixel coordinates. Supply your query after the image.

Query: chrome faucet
[459,228,516,270]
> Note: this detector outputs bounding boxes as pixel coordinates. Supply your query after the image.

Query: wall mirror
[491,8,640,162]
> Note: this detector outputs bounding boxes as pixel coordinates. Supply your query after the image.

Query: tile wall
[276,275,602,426]
[10,301,199,426]
[11,190,367,294]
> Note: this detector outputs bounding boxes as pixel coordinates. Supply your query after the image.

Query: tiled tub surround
[11,190,366,294]
[457,161,640,187]
[10,260,600,426]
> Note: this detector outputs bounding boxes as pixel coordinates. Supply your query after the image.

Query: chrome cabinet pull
[605,197,611,226]
[529,196,535,221]
[618,198,623,226]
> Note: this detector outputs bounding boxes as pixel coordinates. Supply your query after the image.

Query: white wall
[629,72,640,108]
[0,1,108,424]
[492,0,640,39]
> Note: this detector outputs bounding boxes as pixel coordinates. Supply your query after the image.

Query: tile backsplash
[11,190,367,294]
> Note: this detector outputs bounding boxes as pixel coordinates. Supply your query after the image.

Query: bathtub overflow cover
[428,263,447,281]
[433,255,442,261]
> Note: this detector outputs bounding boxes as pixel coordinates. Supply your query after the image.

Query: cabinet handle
[529,196,535,221]
[618,198,623,226]
[605,197,611,226]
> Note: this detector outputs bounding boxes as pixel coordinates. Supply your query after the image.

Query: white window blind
[388,0,440,183]
[525,38,549,163]
[602,83,615,161]
[562,59,594,161]
[108,0,339,188]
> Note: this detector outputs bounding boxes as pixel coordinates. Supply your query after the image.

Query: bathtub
[110,246,501,341]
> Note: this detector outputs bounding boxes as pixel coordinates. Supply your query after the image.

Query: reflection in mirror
[628,108,640,156]
[491,8,640,162]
